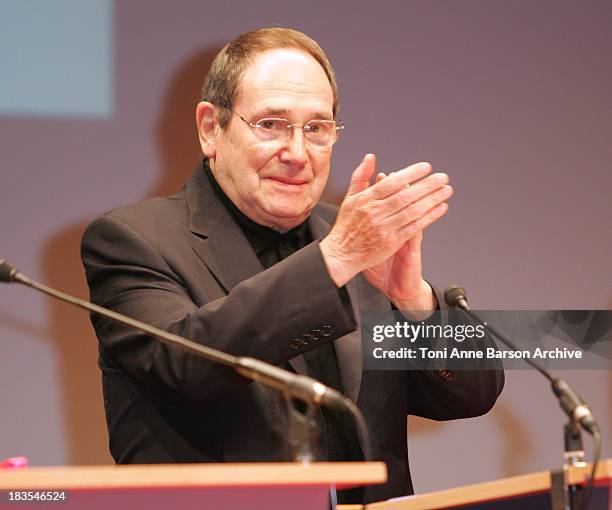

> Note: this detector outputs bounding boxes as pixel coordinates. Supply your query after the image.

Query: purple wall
[0,0,610,496]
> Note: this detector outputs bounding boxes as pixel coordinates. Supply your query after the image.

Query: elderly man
[82,27,503,504]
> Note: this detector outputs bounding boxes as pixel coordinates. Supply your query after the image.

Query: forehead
[234,48,334,117]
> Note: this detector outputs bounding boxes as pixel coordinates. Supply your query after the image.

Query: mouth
[267,177,309,187]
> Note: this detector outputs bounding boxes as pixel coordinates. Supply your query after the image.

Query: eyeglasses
[224,108,344,148]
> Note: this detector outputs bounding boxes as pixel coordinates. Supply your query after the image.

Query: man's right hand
[319,153,452,288]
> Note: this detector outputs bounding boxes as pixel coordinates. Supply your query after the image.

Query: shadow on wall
[152,47,221,198]
[40,46,220,465]
[408,399,533,479]
[493,401,534,476]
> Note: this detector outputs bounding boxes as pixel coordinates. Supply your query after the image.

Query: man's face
[208,49,335,232]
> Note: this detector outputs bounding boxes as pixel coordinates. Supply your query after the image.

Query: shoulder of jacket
[84,188,187,237]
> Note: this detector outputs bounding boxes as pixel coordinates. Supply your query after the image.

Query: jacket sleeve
[405,286,505,420]
[81,213,356,405]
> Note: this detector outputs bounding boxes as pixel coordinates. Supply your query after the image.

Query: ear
[196,101,219,158]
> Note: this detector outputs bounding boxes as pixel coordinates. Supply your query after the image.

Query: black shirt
[204,161,363,501]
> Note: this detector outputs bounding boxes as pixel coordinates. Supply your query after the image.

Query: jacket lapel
[186,162,263,293]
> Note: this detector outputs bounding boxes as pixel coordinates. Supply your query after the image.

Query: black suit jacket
[81,160,504,503]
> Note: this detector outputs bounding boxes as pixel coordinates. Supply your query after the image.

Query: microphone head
[444,285,468,308]
[0,259,18,283]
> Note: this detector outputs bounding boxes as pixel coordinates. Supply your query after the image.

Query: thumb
[346,153,376,196]
[402,230,423,257]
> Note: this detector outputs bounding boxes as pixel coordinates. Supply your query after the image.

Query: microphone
[443,285,599,436]
[235,357,350,411]
[444,285,469,310]
[0,259,18,283]
[0,258,371,460]
[551,379,599,437]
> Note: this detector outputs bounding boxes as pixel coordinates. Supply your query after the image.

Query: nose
[279,126,308,167]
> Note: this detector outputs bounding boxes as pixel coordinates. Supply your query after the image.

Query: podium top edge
[0,461,387,490]
[362,459,612,510]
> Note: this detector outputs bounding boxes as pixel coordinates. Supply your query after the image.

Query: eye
[304,122,321,134]
[256,118,285,131]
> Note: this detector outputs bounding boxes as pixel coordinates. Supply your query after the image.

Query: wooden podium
[340,459,612,510]
[0,462,386,510]
[2,460,610,509]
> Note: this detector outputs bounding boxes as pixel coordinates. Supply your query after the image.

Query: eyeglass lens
[253,118,339,147]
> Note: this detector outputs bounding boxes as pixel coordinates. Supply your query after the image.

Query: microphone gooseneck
[0,258,372,462]
[444,285,601,510]
[443,285,599,435]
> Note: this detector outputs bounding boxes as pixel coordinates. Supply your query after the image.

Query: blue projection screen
[0,0,113,118]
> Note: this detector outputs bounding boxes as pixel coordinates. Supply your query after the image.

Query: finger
[382,174,450,216]
[346,153,377,196]
[375,172,387,183]
[406,230,423,253]
[398,202,450,240]
[369,161,433,200]
[398,185,453,224]
[382,184,452,232]
[402,230,423,259]
[394,230,423,260]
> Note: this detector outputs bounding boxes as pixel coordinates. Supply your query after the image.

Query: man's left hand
[362,172,444,316]
[363,231,436,313]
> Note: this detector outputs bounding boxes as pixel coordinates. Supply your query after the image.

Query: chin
[264,206,311,230]
[266,200,311,219]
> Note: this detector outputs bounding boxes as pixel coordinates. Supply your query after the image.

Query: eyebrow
[258,107,333,120]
